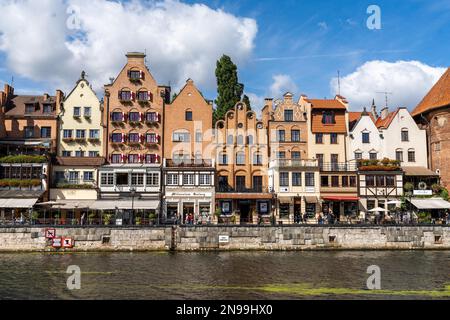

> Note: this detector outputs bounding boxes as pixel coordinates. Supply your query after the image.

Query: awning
[409,198,450,209]
[91,200,160,210]
[278,197,292,204]
[402,166,439,176]
[54,200,96,210]
[304,196,319,203]
[322,196,359,201]
[0,198,38,208]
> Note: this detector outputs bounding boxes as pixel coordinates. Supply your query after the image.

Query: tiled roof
[307,99,347,110]
[412,67,450,117]
[311,110,347,133]
[5,95,57,117]
[348,111,376,131]
[56,157,106,167]
[375,110,399,129]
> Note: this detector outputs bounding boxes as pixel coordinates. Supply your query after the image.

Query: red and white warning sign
[63,237,74,248]
[45,228,56,239]
[52,237,62,248]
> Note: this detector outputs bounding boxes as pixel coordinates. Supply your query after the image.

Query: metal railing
[166,159,213,168]
[273,159,319,168]
[216,185,269,193]
[319,162,358,172]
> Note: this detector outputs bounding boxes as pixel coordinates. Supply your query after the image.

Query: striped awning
[0,198,38,208]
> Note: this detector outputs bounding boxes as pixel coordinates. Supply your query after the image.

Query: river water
[0,251,449,300]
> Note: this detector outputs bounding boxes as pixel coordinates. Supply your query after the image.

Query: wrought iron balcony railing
[165,159,213,168]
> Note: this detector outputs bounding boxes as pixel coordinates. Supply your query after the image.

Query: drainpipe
[420,113,432,171]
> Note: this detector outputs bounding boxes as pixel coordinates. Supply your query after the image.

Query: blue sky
[0,0,449,110]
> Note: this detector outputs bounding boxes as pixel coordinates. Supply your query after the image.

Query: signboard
[116,219,123,226]
[45,228,56,239]
[63,238,74,248]
[413,190,432,196]
[219,235,230,244]
[52,237,62,248]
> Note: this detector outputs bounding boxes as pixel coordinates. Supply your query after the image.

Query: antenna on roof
[376,91,393,108]
[10,76,14,87]
[337,70,341,96]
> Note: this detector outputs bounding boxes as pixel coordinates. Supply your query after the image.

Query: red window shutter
[118,91,121,100]
[150,92,154,102]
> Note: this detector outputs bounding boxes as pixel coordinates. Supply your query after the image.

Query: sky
[0,0,449,112]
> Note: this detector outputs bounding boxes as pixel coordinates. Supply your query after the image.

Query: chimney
[371,99,378,119]
[380,107,389,120]
[43,93,50,101]
[126,52,146,64]
[264,98,273,110]
[55,90,64,115]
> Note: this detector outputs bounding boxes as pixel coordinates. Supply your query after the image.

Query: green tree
[214,55,246,122]
[242,94,251,110]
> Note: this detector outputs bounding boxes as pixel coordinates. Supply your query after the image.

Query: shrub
[0,155,47,163]
[404,182,414,192]
[431,183,442,194]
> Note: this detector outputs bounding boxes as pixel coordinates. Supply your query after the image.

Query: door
[236,176,246,192]
[239,201,251,223]
[183,204,195,224]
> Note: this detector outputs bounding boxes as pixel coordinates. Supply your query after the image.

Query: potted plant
[31,211,39,225]
[103,213,112,226]
[431,183,442,194]
[88,212,96,225]
[148,212,157,226]
[135,217,142,226]
[404,182,414,193]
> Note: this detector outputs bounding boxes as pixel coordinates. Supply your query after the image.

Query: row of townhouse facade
[0,52,448,225]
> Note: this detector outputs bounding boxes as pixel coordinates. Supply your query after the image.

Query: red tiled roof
[375,110,399,129]
[412,67,450,117]
[306,99,347,110]
[5,95,57,117]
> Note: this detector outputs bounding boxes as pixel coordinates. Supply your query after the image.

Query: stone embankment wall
[0,226,449,252]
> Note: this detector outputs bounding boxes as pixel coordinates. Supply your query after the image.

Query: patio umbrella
[368,207,389,212]
[387,200,402,205]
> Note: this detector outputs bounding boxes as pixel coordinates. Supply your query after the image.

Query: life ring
[418,182,427,190]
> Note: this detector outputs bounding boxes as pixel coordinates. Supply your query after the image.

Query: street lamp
[130,187,136,225]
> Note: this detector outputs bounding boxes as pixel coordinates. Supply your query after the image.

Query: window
[40,127,51,138]
[146,112,158,122]
[111,154,122,164]
[73,107,81,117]
[362,132,370,144]
[111,112,124,122]
[355,152,363,160]
[185,110,193,121]
[247,135,254,145]
[292,173,302,186]
[237,135,244,145]
[63,130,73,139]
[376,175,385,187]
[227,135,234,145]
[147,173,159,186]
[137,91,149,101]
[284,110,293,122]
[316,133,323,144]
[129,70,142,80]
[292,151,301,159]
[367,200,376,211]
[146,133,158,144]
[129,112,141,122]
[277,130,286,142]
[253,153,263,166]
[316,154,324,168]
[167,174,179,186]
[89,130,100,139]
[396,150,403,162]
[128,154,140,164]
[370,152,378,160]
[322,111,335,124]
[84,107,91,117]
[219,153,228,165]
[291,130,300,142]
[305,173,315,187]
[145,154,158,164]
[62,151,71,157]
[25,127,34,138]
[173,131,190,142]
[89,151,99,157]
[280,172,289,187]
[199,174,211,186]
[119,91,132,101]
[236,152,245,165]
[43,104,52,114]
[83,172,94,182]
[386,175,395,187]
[25,104,35,114]
[401,129,409,142]
[195,131,203,143]
[75,151,85,157]
[236,176,246,191]
[76,130,86,139]
[128,133,141,143]
[68,172,79,183]
[331,176,339,187]
[183,174,195,186]
[408,150,416,162]
[349,176,356,187]
[131,173,144,186]
[279,204,290,218]
[101,173,114,186]
[111,133,123,143]
[321,176,329,187]
[330,133,338,144]
[366,175,375,187]
[277,152,286,159]
[342,176,349,187]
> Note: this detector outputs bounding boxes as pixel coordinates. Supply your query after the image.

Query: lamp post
[130,187,136,225]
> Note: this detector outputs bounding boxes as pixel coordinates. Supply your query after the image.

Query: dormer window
[43,104,52,114]
[25,104,35,114]
[322,111,336,124]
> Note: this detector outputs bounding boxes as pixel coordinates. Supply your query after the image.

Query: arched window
[236,152,245,165]
[237,135,244,146]
[247,135,254,145]
[219,152,228,165]
[253,153,263,166]
[227,134,234,145]
[396,149,403,162]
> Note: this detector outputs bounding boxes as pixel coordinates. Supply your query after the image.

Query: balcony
[166,159,213,168]
[272,159,319,169]
[216,185,269,193]
[320,162,358,172]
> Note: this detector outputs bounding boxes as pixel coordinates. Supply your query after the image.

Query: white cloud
[0,0,257,94]
[331,60,446,110]
[318,21,328,30]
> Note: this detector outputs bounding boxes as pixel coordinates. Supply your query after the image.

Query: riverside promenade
[0,225,449,252]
